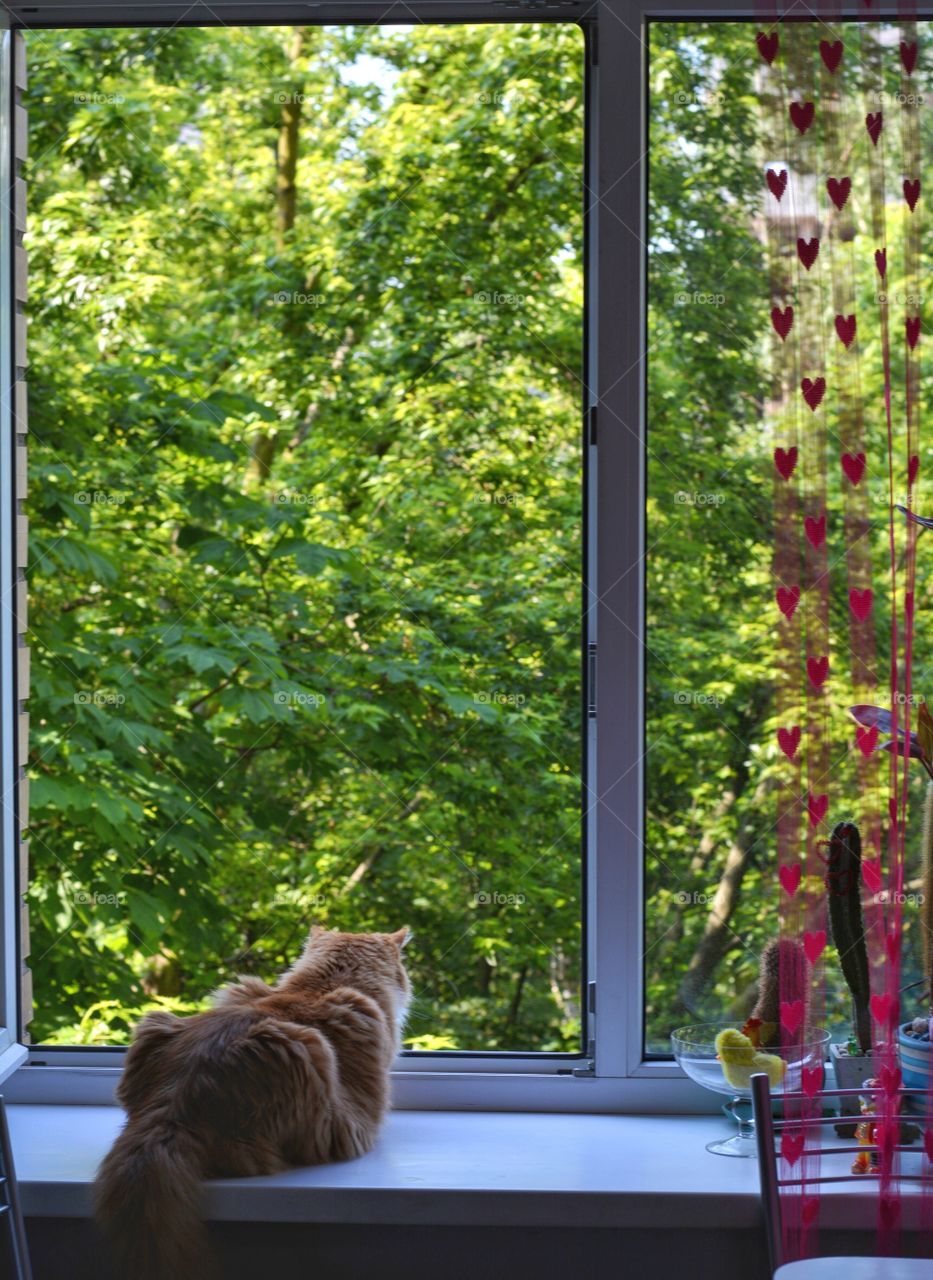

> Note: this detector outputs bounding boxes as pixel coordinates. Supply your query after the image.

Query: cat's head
[302,925,412,1018]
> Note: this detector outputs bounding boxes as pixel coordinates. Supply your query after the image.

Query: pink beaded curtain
[758,8,930,1259]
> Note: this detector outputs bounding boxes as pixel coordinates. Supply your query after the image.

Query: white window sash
[0,16,27,1086]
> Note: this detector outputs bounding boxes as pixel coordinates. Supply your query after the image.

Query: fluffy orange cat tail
[93,1116,214,1280]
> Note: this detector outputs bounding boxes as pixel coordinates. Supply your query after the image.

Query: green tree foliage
[25,23,584,1049]
[646,21,773,1049]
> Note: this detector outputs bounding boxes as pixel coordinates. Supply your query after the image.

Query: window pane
[646,20,931,1055]
[26,24,584,1051]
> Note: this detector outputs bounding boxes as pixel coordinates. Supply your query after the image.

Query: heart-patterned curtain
[759,11,930,1258]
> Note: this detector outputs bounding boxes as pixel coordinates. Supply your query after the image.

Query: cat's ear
[390,926,412,950]
[308,924,327,942]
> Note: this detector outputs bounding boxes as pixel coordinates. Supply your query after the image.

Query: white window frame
[0,0,794,1114]
[0,12,27,1089]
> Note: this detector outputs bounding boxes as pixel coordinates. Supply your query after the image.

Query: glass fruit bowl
[671,1023,831,1157]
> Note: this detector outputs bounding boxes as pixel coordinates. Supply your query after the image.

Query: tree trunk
[507,963,529,1028]
[275,29,305,249]
[676,830,752,1015]
[249,27,309,484]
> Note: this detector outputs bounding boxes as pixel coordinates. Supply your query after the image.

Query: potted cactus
[742,936,810,1048]
[825,820,876,1111]
[710,938,812,1096]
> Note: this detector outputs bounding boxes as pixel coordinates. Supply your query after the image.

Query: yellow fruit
[715,1028,755,1064]
[716,1028,756,1088]
[715,1029,786,1090]
[751,1050,786,1087]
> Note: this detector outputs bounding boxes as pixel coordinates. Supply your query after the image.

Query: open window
[0,0,696,1111]
[6,11,605,1104]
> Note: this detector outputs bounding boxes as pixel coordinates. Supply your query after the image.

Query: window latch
[587,643,597,719]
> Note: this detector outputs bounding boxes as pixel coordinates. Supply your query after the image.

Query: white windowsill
[8,1104,928,1231]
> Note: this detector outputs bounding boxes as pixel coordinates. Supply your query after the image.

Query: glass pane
[646,20,933,1055]
[26,23,585,1051]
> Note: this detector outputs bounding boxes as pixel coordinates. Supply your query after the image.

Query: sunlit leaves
[25,23,584,1050]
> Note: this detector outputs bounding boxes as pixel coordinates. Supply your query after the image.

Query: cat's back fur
[94,925,411,1279]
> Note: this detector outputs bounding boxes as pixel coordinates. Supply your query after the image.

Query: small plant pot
[898,1022,933,1091]
[830,1042,876,1117]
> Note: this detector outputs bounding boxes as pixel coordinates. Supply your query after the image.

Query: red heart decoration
[781,1000,804,1035]
[910,454,920,487]
[885,930,900,963]
[835,314,857,349]
[862,858,881,893]
[842,451,866,485]
[772,306,794,341]
[779,864,802,897]
[798,238,820,271]
[871,993,893,1027]
[879,1064,902,1097]
[866,112,883,146]
[881,1197,900,1230]
[774,445,797,479]
[803,930,826,964]
[875,247,887,279]
[827,176,852,211]
[906,317,921,350]
[781,1130,804,1165]
[801,1066,822,1099]
[802,377,826,411]
[924,1129,933,1162]
[904,178,921,212]
[802,1197,820,1226]
[777,725,801,760]
[790,101,815,135]
[900,40,918,75]
[807,655,829,689]
[820,39,843,73]
[767,168,788,201]
[856,724,879,757]
[805,512,826,548]
[777,586,801,619]
[757,30,779,65]
[877,1120,898,1159]
[807,792,828,827]
[849,588,873,621]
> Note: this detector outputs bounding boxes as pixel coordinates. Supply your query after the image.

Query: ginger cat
[95,925,411,1279]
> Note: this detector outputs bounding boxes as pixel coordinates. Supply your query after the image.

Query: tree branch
[188,659,250,714]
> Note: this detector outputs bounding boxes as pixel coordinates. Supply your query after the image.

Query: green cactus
[751,937,810,1046]
[826,820,871,1052]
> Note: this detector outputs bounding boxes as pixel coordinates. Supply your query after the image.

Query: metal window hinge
[587,980,596,1014]
[587,643,597,719]
[587,404,597,446]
